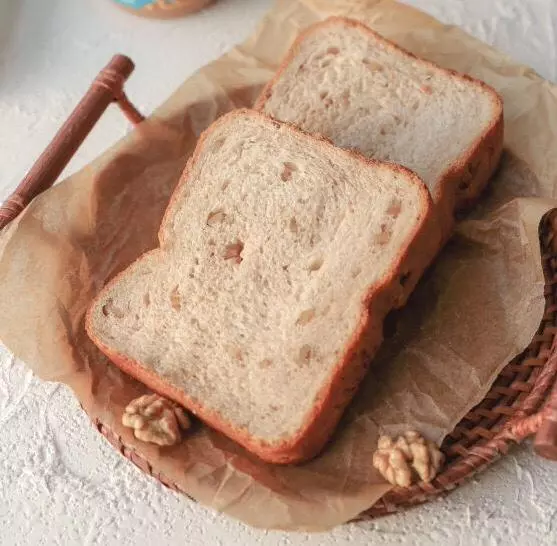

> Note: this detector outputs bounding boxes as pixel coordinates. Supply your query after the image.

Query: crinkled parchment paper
[1,0,556,532]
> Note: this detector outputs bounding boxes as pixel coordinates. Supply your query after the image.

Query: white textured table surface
[1,1,556,545]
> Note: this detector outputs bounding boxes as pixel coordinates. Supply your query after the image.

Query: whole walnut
[373,431,444,487]
[122,393,191,446]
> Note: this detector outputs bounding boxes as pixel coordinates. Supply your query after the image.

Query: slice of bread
[256,17,504,233]
[86,110,434,464]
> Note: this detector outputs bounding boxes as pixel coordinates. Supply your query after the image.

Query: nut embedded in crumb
[297,344,313,366]
[281,162,298,182]
[223,241,244,264]
[296,309,316,325]
[387,198,402,218]
[341,90,351,105]
[375,230,391,245]
[207,210,227,226]
[226,344,244,362]
[375,224,392,245]
[170,285,182,311]
[289,217,299,234]
[372,431,444,487]
[122,393,191,447]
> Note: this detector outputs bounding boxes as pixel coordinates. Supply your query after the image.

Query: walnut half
[372,431,444,487]
[122,394,191,447]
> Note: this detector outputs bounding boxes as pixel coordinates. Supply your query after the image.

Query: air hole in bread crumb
[296,309,316,325]
[289,217,298,234]
[323,97,333,108]
[213,138,226,151]
[308,257,324,272]
[207,209,226,226]
[352,266,361,278]
[362,59,383,71]
[319,91,328,99]
[170,285,182,311]
[327,46,340,55]
[380,128,387,136]
[221,179,231,191]
[309,232,321,247]
[321,59,331,68]
[143,293,150,307]
[387,198,402,218]
[297,345,313,366]
[223,240,244,264]
[281,162,297,182]
[101,299,125,319]
[259,359,272,369]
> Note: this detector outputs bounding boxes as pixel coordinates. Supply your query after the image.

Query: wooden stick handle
[0,54,144,230]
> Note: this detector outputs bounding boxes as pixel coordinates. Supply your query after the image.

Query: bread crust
[255,16,504,236]
[86,109,435,464]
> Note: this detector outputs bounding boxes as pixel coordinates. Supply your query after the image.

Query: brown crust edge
[85,109,434,464]
[254,15,505,235]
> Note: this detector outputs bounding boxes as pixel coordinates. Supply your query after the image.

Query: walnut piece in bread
[122,393,191,446]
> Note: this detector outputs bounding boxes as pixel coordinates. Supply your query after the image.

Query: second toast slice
[256,17,504,233]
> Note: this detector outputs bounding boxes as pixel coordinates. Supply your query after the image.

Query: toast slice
[86,110,433,464]
[256,17,504,233]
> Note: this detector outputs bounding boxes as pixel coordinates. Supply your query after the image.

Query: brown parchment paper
[1,0,556,532]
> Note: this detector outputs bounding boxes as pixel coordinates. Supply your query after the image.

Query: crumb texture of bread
[258,18,503,208]
[87,111,429,460]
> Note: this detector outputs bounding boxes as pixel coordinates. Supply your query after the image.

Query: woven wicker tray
[2,56,556,521]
